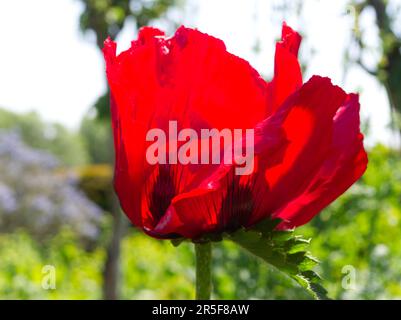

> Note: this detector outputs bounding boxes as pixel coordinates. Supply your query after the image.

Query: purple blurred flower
[0,131,102,241]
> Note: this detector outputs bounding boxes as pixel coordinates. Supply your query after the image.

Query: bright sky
[0,0,394,145]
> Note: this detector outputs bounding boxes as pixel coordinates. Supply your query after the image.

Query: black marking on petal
[219,176,255,232]
[148,165,176,224]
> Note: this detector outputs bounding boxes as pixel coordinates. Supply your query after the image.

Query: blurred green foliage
[0,229,308,299]
[0,230,104,299]
[3,143,401,299]
[2,0,401,301]
[79,114,113,164]
[0,108,88,166]
[77,164,113,211]
[299,144,401,299]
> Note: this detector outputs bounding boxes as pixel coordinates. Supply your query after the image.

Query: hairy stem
[195,242,212,300]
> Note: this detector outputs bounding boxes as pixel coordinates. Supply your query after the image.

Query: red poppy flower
[103,23,368,239]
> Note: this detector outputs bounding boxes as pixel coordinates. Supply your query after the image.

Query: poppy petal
[104,26,270,232]
[153,76,350,237]
[267,22,303,114]
[274,94,368,228]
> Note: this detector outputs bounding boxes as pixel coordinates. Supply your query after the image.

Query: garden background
[1,0,401,299]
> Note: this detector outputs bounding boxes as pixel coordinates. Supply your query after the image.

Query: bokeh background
[1,0,401,299]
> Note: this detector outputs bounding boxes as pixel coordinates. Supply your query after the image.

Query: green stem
[195,242,212,300]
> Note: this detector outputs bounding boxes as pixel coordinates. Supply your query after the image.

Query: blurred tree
[79,0,178,49]
[270,0,401,132]
[348,0,401,128]
[77,0,181,300]
[80,114,113,164]
[0,108,89,166]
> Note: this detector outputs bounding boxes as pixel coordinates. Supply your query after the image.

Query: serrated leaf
[271,230,294,242]
[225,218,330,300]
[285,237,311,254]
[292,272,328,300]
[252,218,282,235]
[297,254,319,271]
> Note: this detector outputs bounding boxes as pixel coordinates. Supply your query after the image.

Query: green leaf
[225,218,329,300]
[271,230,294,242]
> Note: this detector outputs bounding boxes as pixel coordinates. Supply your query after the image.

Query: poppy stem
[195,242,212,300]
